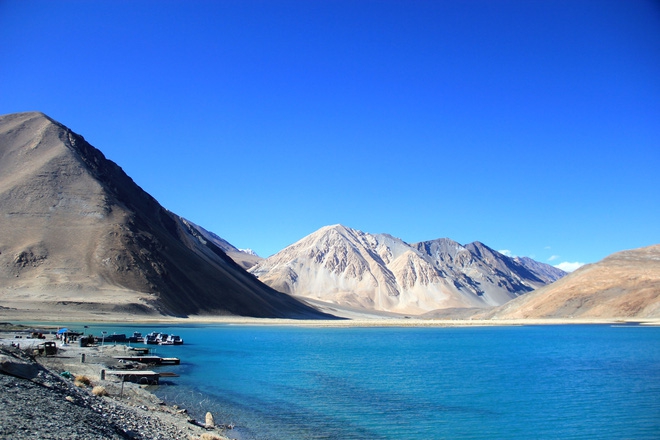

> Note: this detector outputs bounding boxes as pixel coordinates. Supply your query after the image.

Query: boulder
[0,354,41,379]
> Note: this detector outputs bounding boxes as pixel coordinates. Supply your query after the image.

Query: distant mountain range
[0,112,326,318]
[180,219,262,270]
[1,111,656,321]
[249,224,566,315]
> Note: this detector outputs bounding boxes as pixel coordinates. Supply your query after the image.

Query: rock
[0,354,41,379]
[205,411,215,428]
[0,345,216,440]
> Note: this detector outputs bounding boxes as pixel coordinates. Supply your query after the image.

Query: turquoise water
[56,324,660,439]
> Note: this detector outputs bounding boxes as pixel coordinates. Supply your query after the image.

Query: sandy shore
[3,297,659,327]
[2,308,659,327]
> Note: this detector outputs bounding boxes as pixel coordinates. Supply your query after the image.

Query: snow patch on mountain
[239,248,259,257]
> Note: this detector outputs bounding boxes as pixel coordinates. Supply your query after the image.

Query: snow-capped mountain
[249,224,566,315]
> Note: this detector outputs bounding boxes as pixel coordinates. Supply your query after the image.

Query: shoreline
[3,299,658,327]
[3,314,659,328]
[0,333,233,440]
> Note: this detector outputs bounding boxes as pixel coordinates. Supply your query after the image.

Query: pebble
[0,346,222,439]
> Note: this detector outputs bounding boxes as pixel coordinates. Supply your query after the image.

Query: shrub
[92,386,108,396]
[74,375,92,387]
[198,434,225,440]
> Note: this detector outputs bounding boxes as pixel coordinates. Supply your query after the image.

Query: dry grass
[91,385,108,396]
[74,375,92,388]
[196,433,226,440]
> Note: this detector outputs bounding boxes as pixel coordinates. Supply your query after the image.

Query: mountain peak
[0,112,328,319]
[251,225,564,315]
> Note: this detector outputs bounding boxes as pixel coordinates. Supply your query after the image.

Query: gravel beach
[0,326,232,440]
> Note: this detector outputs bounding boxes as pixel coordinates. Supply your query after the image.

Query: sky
[1,1,659,270]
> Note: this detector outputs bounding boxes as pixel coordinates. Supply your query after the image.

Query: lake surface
[59,324,660,439]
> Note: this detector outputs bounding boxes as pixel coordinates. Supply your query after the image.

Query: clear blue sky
[1,1,659,270]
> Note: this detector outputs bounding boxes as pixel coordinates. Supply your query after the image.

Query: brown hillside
[480,244,660,320]
[0,111,328,318]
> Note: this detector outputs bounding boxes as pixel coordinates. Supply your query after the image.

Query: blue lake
[51,323,660,439]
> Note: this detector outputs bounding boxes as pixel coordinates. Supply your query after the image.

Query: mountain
[248,224,565,315]
[512,256,566,283]
[479,244,660,319]
[181,219,263,270]
[239,248,259,257]
[0,111,327,318]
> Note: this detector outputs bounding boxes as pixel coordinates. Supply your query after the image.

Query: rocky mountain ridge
[0,111,326,318]
[180,218,263,270]
[249,224,565,315]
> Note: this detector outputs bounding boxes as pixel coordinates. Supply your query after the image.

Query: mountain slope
[512,256,566,283]
[181,219,263,270]
[479,244,660,319]
[249,224,564,314]
[0,111,326,318]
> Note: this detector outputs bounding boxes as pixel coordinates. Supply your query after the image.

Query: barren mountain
[181,219,263,270]
[479,244,660,319]
[249,224,564,315]
[512,256,566,283]
[0,111,326,318]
